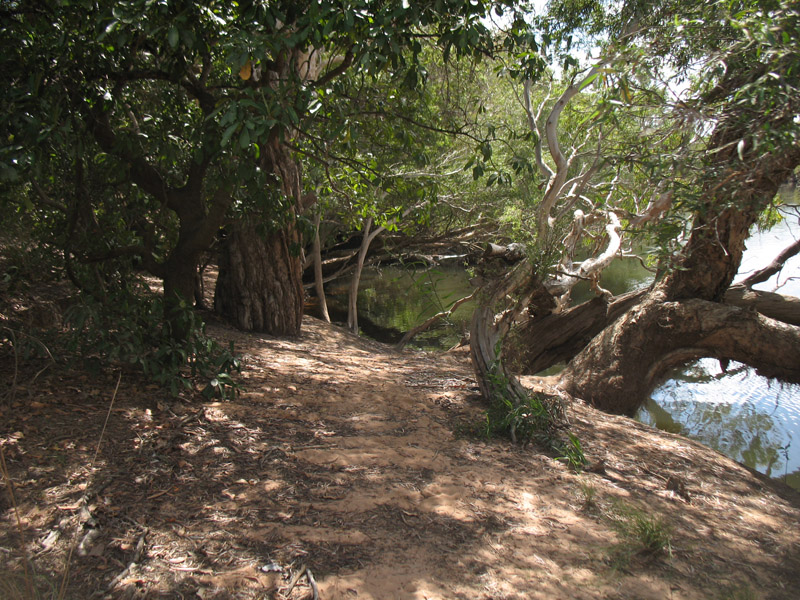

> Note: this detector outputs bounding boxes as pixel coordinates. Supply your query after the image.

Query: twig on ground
[281,562,319,599]
[281,563,307,597]
[306,566,320,600]
[60,371,123,600]
[102,527,149,594]
[0,444,35,599]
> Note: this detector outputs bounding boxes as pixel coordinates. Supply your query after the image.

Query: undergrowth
[62,293,241,399]
[609,500,673,563]
[475,351,586,471]
[1,287,240,403]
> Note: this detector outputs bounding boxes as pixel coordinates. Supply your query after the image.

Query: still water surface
[336,203,800,488]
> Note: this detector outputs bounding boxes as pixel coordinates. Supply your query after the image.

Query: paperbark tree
[470,0,800,422]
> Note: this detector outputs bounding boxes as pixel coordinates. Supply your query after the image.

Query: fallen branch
[103,527,149,593]
[724,284,800,326]
[395,291,476,351]
[281,563,319,599]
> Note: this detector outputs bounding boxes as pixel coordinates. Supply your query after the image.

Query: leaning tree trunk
[214,221,304,335]
[468,245,568,441]
[558,131,800,413]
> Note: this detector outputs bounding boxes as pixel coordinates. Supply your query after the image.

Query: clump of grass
[553,432,587,472]
[719,583,758,600]
[0,570,58,600]
[577,481,598,510]
[611,502,673,558]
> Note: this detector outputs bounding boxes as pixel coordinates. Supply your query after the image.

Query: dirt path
[2,315,800,599]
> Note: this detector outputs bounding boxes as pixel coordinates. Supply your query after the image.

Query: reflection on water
[638,358,800,487]
[330,265,476,350]
[640,201,800,489]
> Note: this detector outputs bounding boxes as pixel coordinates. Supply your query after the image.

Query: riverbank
[2,315,800,599]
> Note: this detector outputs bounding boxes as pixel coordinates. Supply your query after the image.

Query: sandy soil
[2,314,800,600]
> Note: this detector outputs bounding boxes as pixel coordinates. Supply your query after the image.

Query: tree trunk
[510,289,647,374]
[346,208,414,334]
[468,251,563,418]
[558,294,800,414]
[348,217,374,334]
[557,137,800,413]
[162,249,202,341]
[214,221,303,336]
[213,130,311,336]
[312,212,330,323]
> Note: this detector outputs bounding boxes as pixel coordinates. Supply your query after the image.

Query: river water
[638,204,800,489]
[332,199,800,489]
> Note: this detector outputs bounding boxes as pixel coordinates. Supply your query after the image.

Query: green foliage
[554,432,588,472]
[484,391,561,441]
[63,293,240,399]
[481,351,569,444]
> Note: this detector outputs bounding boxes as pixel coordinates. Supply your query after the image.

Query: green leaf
[578,71,599,91]
[168,26,179,49]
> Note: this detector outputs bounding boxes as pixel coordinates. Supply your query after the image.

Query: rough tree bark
[214,39,328,336]
[215,134,308,336]
[214,221,304,335]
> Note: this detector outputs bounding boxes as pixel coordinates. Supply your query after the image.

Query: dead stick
[282,564,306,598]
[103,527,149,593]
[395,291,476,350]
[306,566,319,600]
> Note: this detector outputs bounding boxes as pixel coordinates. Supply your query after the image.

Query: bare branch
[736,237,800,289]
[395,291,476,350]
[537,66,604,237]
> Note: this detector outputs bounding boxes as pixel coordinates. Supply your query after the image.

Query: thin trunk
[348,217,374,334]
[312,212,330,323]
[346,204,423,334]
